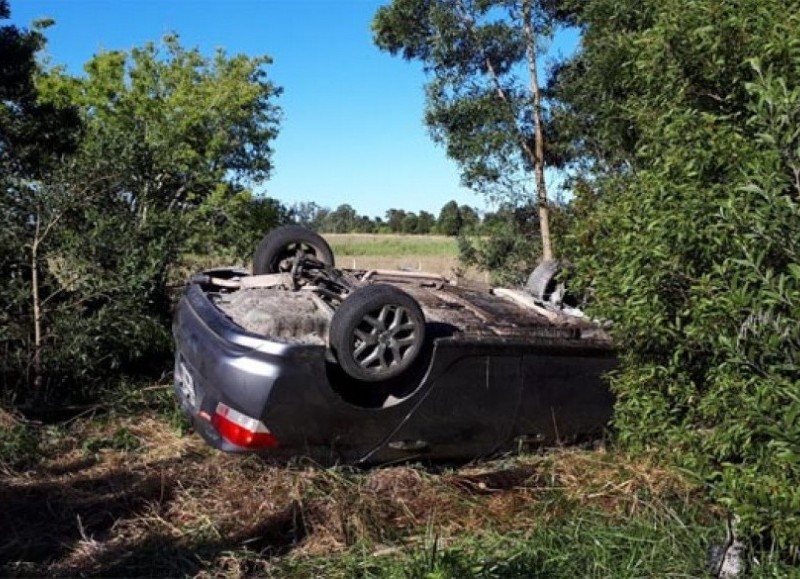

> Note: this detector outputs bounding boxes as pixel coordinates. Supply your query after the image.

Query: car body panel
[173,268,616,465]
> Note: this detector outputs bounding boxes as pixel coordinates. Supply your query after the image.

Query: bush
[565,10,800,549]
[0,30,282,406]
[0,412,41,470]
[459,203,571,285]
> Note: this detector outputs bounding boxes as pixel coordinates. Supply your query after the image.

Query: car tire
[253,225,335,274]
[526,259,561,301]
[330,284,426,382]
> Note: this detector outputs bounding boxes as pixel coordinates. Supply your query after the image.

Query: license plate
[176,360,197,408]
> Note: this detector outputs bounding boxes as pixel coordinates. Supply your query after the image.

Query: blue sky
[9,0,577,221]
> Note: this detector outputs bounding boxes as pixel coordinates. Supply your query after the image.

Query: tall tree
[417,210,436,234]
[319,203,360,233]
[401,211,419,233]
[385,208,408,233]
[290,201,326,230]
[38,35,280,229]
[373,0,560,259]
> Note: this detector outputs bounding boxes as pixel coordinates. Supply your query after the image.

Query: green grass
[274,509,719,578]
[322,233,480,278]
[325,233,459,258]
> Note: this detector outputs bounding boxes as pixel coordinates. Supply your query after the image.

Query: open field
[0,386,770,578]
[325,233,487,282]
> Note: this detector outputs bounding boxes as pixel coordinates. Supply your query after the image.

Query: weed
[0,420,40,471]
[81,426,142,454]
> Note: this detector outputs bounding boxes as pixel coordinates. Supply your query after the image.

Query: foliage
[0,2,81,399]
[317,203,374,234]
[459,201,571,285]
[37,34,283,258]
[0,3,80,176]
[558,0,800,548]
[289,201,326,231]
[374,0,561,258]
[285,200,483,236]
[459,204,541,285]
[194,194,292,263]
[0,24,282,404]
[0,419,40,470]
[433,200,478,236]
[436,200,463,236]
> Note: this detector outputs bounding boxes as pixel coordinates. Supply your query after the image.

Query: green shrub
[565,4,800,549]
[0,421,41,470]
[458,203,571,286]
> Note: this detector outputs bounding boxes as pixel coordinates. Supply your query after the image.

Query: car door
[363,340,523,464]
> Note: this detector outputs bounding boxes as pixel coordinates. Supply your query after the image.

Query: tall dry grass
[0,393,735,578]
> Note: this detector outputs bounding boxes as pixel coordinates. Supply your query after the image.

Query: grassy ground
[324,233,458,257]
[3,386,799,577]
[324,233,479,281]
[0,385,742,578]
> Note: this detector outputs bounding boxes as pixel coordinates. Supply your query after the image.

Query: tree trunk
[29,209,63,391]
[31,218,43,389]
[522,0,554,261]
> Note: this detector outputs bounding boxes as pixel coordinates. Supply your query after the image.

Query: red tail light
[211,402,278,449]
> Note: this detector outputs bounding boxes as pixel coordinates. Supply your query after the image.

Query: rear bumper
[173,283,326,453]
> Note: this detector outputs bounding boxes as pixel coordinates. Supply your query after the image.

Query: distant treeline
[287,200,490,236]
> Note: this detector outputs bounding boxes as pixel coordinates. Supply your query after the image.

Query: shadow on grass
[0,463,174,566]
[0,455,307,577]
[82,502,308,577]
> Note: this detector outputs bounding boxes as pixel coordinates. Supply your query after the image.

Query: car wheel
[330,284,426,382]
[253,225,335,274]
[526,259,561,301]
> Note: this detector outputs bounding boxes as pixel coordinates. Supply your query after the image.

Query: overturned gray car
[173,226,615,465]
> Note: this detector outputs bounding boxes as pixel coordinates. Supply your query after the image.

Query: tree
[1,2,82,395]
[291,201,327,231]
[460,201,572,284]
[212,194,290,259]
[416,210,436,234]
[555,0,800,547]
[458,204,480,230]
[355,215,376,233]
[436,200,463,236]
[319,203,360,233]
[373,0,560,259]
[401,212,419,234]
[2,30,282,402]
[39,34,280,228]
[385,208,407,233]
[0,3,80,177]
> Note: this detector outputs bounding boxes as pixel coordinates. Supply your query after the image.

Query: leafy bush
[0,25,283,405]
[0,418,40,470]
[562,1,800,549]
[459,203,571,285]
